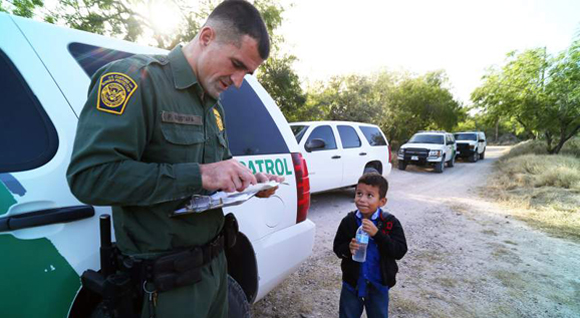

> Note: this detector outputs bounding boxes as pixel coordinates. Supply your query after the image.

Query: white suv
[0,14,315,318]
[454,131,487,162]
[289,121,392,193]
[397,131,457,173]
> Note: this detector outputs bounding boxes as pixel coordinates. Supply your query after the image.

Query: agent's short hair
[206,0,270,60]
[358,173,389,199]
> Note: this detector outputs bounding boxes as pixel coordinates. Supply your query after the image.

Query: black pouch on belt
[224,213,239,248]
[153,247,203,292]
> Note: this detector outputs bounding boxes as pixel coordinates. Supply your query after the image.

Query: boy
[333,173,408,318]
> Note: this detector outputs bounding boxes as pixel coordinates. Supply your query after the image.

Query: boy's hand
[362,219,378,237]
[349,238,359,255]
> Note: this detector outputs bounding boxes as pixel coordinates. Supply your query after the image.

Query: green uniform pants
[141,252,228,318]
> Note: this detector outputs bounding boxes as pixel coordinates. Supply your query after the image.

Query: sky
[277,0,580,104]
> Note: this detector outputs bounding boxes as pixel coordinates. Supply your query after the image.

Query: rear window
[338,125,361,148]
[221,81,289,156]
[0,50,58,173]
[359,126,387,146]
[291,125,309,144]
[68,43,134,77]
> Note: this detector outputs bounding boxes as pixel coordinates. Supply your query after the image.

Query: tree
[0,0,44,18]
[46,0,306,118]
[472,38,580,154]
[382,70,463,144]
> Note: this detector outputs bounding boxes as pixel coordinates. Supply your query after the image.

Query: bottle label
[356,233,369,244]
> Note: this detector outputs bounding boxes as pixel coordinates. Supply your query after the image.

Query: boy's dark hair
[207,0,270,60]
[358,173,389,198]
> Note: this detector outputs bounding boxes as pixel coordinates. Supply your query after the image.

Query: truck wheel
[447,154,455,167]
[228,275,251,318]
[480,150,485,160]
[398,161,407,171]
[470,151,478,163]
[435,156,445,173]
[364,167,379,174]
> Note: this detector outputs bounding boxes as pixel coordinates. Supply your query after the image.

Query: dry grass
[488,138,580,242]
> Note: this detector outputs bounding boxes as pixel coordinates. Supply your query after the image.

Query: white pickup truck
[290,121,392,193]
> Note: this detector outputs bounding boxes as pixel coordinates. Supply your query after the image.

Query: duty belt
[124,232,225,293]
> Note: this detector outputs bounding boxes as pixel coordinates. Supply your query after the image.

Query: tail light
[388,144,392,163]
[291,152,310,223]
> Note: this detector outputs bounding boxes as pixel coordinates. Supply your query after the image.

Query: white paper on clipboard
[172,181,281,216]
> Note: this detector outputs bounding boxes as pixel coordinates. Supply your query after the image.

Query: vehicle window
[291,125,309,144]
[306,126,337,150]
[0,50,58,173]
[220,81,289,155]
[338,125,361,148]
[359,126,387,146]
[409,134,444,144]
[68,43,135,77]
[454,133,477,141]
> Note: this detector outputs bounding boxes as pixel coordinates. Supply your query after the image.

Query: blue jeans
[339,283,389,318]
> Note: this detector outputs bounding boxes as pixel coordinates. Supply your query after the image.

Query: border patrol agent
[67,1,279,317]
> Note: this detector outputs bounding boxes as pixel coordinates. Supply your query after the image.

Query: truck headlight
[429,150,442,157]
[398,149,404,156]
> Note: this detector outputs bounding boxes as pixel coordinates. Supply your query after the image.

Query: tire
[470,151,478,163]
[398,161,407,171]
[447,154,455,167]
[228,275,251,318]
[480,150,485,160]
[364,166,379,175]
[435,156,445,173]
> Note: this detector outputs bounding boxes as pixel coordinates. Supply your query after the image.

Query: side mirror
[305,138,326,152]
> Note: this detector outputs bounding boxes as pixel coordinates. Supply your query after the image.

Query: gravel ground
[252,147,580,318]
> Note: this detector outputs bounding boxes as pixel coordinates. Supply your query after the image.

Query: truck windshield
[291,125,309,143]
[454,133,477,141]
[409,134,444,144]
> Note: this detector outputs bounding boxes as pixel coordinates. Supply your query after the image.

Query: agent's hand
[349,238,359,256]
[200,159,256,193]
[255,172,285,198]
[362,219,378,237]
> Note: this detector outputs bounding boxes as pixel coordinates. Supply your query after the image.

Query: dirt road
[252,146,580,318]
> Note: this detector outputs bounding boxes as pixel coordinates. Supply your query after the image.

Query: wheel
[228,275,251,318]
[480,150,485,160]
[398,161,407,171]
[447,154,455,167]
[470,150,478,163]
[364,166,379,175]
[435,156,445,173]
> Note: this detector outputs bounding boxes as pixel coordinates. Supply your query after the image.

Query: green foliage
[0,0,44,17]
[382,70,464,143]
[304,70,464,146]
[472,34,580,154]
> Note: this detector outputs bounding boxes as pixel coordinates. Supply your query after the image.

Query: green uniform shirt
[67,46,232,256]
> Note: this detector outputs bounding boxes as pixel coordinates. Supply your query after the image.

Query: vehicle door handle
[331,155,341,159]
[0,205,94,232]
[359,152,367,156]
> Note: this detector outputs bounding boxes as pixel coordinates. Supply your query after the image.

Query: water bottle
[352,225,369,262]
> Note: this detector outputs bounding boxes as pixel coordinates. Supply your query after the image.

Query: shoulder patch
[213,108,224,131]
[97,72,138,115]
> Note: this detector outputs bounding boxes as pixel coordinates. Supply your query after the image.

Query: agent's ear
[380,197,387,207]
[198,26,215,47]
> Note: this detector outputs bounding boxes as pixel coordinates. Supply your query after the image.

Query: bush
[500,137,580,162]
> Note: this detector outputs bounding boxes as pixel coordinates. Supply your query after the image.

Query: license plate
[411,156,419,161]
